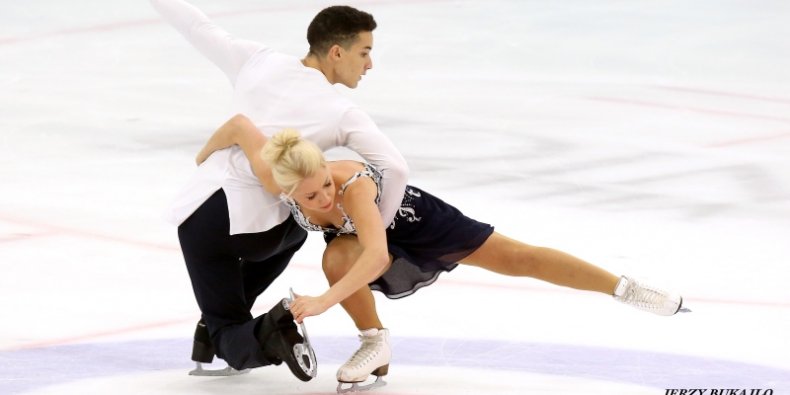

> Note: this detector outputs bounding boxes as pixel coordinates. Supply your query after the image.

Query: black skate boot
[188,319,249,376]
[192,319,215,363]
[256,299,317,381]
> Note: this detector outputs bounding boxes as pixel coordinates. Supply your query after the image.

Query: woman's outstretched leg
[460,232,619,293]
[460,232,685,315]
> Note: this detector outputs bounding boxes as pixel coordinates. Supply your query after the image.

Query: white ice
[1,1,789,394]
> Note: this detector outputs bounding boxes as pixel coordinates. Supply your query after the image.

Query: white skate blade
[337,376,387,394]
[288,288,318,379]
[293,341,317,379]
[188,362,250,376]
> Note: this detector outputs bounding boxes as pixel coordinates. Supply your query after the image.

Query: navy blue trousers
[177,189,307,369]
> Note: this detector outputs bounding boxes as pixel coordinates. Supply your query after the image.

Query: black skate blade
[337,376,387,394]
[188,362,250,376]
[674,296,692,314]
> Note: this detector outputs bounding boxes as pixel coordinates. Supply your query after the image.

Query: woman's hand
[195,115,246,166]
[195,145,213,165]
[289,293,332,323]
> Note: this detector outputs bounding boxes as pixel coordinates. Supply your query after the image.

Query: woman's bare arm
[196,114,281,195]
[289,177,389,322]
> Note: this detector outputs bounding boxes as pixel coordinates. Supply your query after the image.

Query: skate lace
[343,335,381,370]
[621,280,666,311]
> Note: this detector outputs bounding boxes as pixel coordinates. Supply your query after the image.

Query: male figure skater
[150,0,408,380]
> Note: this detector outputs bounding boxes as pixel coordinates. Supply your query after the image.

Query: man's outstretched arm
[149,0,265,85]
[339,108,409,227]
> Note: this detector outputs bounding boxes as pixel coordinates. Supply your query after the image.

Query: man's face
[334,31,373,89]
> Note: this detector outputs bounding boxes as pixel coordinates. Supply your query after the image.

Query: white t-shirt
[151,0,408,235]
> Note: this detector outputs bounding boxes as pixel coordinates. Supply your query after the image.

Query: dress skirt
[325,185,494,299]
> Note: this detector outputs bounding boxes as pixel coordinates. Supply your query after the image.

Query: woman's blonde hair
[261,129,325,196]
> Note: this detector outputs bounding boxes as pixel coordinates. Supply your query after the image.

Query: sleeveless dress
[282,163,494,299]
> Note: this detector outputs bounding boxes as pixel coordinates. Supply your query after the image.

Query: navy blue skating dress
[283,163,494,299]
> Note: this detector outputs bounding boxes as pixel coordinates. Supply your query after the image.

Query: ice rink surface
[1,0,789,394]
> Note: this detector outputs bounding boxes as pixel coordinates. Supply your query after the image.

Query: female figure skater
[196,114,688,392]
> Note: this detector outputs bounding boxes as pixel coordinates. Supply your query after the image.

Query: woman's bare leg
[323,235,393,384]
[322,235,389,330]
[460,232,619,294]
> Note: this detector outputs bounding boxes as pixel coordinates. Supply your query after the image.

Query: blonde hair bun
[265,129,302,162]
[261,129,325,195]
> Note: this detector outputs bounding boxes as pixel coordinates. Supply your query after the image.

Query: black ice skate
[257,292,317,382]
[188,319,249,376]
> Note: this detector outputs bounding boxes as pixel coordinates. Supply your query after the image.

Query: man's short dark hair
[306,6,377,56]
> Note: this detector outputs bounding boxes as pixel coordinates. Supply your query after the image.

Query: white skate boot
[336,328,391,394]
[613,276,690,315]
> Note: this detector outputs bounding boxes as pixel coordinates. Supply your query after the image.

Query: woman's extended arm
[290,178,390,323]
[196,114,280,195]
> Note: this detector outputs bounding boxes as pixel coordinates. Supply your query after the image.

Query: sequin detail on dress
[389,188,422,229]
[282,163,382,234]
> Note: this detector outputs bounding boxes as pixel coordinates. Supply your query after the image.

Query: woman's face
[292,165,336,213]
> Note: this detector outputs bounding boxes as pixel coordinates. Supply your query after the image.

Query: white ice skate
[613,276,691,315]
[336,328,391,394]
